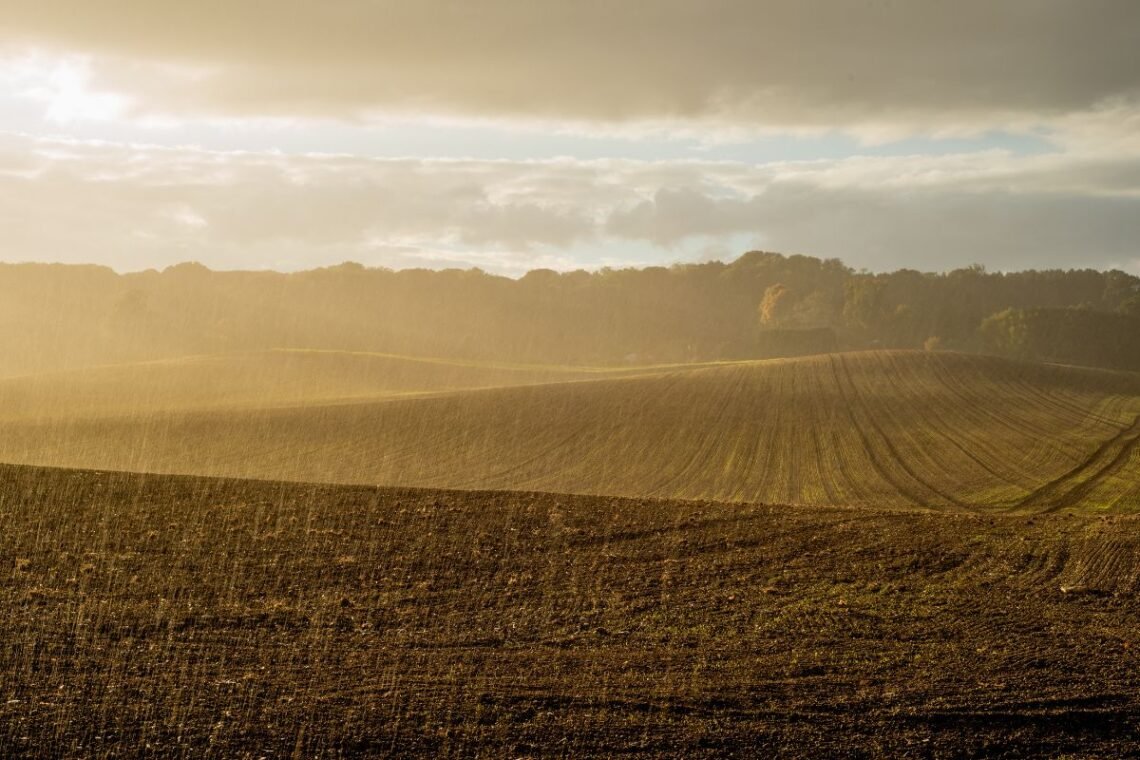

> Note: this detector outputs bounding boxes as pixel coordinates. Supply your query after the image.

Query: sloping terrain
[1,464,1138,757]
[1,351,1137,511]
[0,348,661,420]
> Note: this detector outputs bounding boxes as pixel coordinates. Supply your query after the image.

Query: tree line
[0,252,1137,375]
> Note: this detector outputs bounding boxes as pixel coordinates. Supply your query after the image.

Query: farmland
[2,464,1138,758]
[1,350,1138,511]
[2,347,1139,757]
[5,1,1139,753]
[0,348,659,420]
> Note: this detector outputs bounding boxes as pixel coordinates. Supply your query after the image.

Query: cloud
[604,152,1140,271]
[1,133,1139,275]
[1,1,1138,132]
[711,184,1140,273]
[0,135,613,272]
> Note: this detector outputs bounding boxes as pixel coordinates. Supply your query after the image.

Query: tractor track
[1017,414,1140,512]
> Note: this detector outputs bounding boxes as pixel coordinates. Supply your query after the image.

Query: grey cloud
[753,185,1140,273]
[605,181,1140,272]
[606,187,763,244]
[2,1,1139,129]
[0,137,610,271]
[2,134,1139,275]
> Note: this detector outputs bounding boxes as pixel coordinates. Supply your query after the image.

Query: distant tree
[842,276,887,332]
[790,289,838,328]
[1119,293,1140,318]
[3,251,1140,374]
[979,308,1029,358]
[981,307,1140,371]
[1101,269,1140,311]
[924,336,943,352]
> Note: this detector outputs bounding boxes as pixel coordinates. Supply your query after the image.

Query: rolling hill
[0,348,662,420]
[1,350,1138,511]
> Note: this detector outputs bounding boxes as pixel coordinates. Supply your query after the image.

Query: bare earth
[2,465,1137,758]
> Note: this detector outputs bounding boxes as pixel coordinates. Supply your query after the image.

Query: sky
[1,0,1139,276]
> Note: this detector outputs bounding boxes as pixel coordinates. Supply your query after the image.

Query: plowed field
[1,465,1137,757]
[2,351,1138,512]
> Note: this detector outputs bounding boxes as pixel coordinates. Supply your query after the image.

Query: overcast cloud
[2,134,1137,275]
[0,0,1138,132]
[0,1,1137,273]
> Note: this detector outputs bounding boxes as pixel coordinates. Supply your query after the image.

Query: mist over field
[2,252,1139,375]
[2,2,1140,757]
[2,254,1139,758]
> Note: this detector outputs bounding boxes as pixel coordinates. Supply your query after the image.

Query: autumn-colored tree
[758,283,793,327]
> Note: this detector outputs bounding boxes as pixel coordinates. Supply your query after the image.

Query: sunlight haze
[3,4,1140,756]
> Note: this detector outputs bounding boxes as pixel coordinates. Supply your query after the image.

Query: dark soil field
[2,464,1137,758]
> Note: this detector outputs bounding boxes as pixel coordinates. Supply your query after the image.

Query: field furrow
[2,464,1139,757]
[1018,415,1140,512]
[0,350,1137,512]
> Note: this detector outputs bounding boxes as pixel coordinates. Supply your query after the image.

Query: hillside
[2,464,1138,757]
[0,349,656,420]
[2,351,1138,511]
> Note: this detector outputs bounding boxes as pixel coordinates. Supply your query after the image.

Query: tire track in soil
[826,356,928,507]
[921,356,1084,487]
[834,354,969,510]
[1063,529,1139,595]
[923,352,1124,485]
[1016,414,1140,512]
[876,352,1022,501]
[808,421,841,507]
